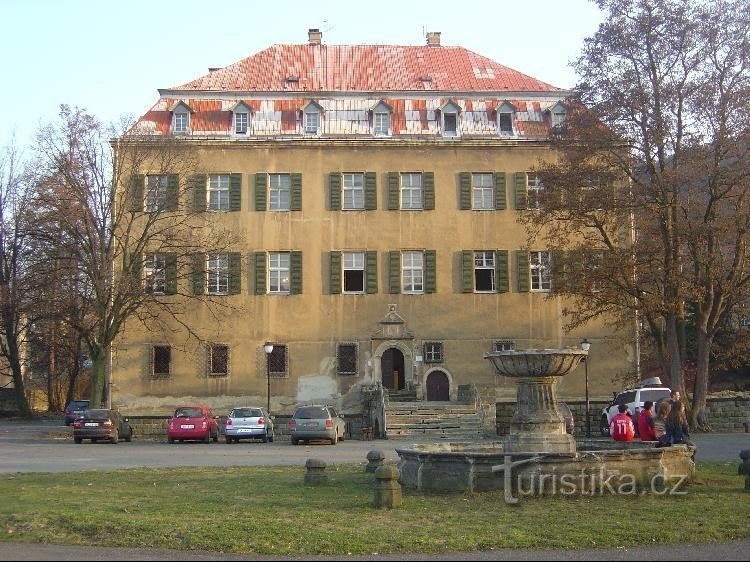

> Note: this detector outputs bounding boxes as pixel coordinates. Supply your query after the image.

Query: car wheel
[225,435,232,444]
[125,431,132,443]
[91,438,97,444]
[212,430,219,443]
[74,437,82,444]
[268,432,274,443]
[600,415,610,437]
[111,430,119,444]
[262,432,268,443]
[291,438,300,445]
[330,433,338,445]
[168,437,175,444]
[203,433,210,444]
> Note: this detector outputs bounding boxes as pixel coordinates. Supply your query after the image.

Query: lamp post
[264,342,274,415]
[580,339,592,438]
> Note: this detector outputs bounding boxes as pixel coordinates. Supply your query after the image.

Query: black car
[64,400,90,426]
[72,409,132,444]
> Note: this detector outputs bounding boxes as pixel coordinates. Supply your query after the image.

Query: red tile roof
[171,44,561,93]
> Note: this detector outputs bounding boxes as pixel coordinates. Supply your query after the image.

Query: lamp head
[263,342,274,355]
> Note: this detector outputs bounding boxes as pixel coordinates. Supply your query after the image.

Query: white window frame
[145,174,168,212]
[207,174,230,211]
[144,253,167,294]
[234,111,249,135]
[530,251,551,292]
[269,174,291,211]
[401,173,423,210]
[207,253,229,295]
[472,173,494,210]
[442,112,458,137]
[474,251,496,293]
[527,173,545,210]
[304,110,320,135]
[173,112,189,134]
[343,251,365,294]
[269,252,291,294]
[402,251,424,294]
[342,173,365,210]
[551,110,567,128]
[373,111,390,136]
[423,342,443,363]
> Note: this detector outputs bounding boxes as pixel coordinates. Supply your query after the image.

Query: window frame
[269,252,291,295]
[269,173,291,211]
[173,112,189,134]
[207,253,230,295]
[400,173,423,210]
[304,110,320,135]
[530,251,552,292]
[144,253,167,295]
[207,174,230,211]
[442,112,458,137]
[474,251,496,293]
[472,173,495,210]
[423,341,444,364]
[402,251,424,294]
[373,111,390,136]
[145,174,168,212]
[526,173,545,210]
[337,343,358,376]
[234,111,249,135]
[208,344,229,377]
[152,345,171,378]
[267,344,288,377]
[494,339,515,352]
[498,112,514,136]
[342,172,365,210]
[342,251,366,294]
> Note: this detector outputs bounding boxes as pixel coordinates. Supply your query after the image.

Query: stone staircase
[384,400,485,440]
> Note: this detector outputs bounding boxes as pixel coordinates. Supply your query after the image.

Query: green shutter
[130,252,142,292]
[495,250,509,293]
[551,250,565,291]
[190,175,207,212]
[166,175,179,211]
[290,173,302,211]
[516,250,530,292]
[459,173,471,210]
[514,172,527,210]
[229,173,242,211]
[364,172,377,210]
[290,251,303,294]
[165,253,177,295]
[191,253,205,295]
[329,251,341,294]
[388,251,401,294]
[461,250,473,293]
[254,252,266,295]
[254,173,267,211]
[422,172,435,210]
[494,172,507,210]
[424,250,436,293]
[387,172,400,210]
[366,251,378,293]
[329,173,342,211]
[130,175,144,212]
[229,252,241,294]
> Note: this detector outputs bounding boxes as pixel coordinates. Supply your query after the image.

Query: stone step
[385,428,485,439]
[386,420,482,429]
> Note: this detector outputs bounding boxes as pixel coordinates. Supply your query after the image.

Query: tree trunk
[665,314,685,396]
[691,328,712,431]
[88,346,106,409]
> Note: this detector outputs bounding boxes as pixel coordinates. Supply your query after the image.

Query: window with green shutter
[514,172,527,210]
[254,252,266,294]
[290,173,302,211]
[422,172,435,210]
[130,175,145,212]
[189,175,207,213]
[388,251,401,293]
[366,251,378,293]
[495,250,509,293]
[254,173,267,211]
[494,172,507,210]
[165,253,177,295]
[191,253,206,295]
[516,250,530,292]
[459,173,471,210]
[387,172,400,210]
[290,251,303,294]
[424,250,436,293]
[229,252,241,294]
[165,175,179,211]
[461,250,473,292]
[329,173,342,211]
[229,174,242,211]
[364,172,377,210]
[329,251,342,294]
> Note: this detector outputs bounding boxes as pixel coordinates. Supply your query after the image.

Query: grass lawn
[0,461,747,556]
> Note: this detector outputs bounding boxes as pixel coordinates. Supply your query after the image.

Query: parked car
[557,402,575,435]
[72,408,132,444]
[599,377,672,436]
[64,400,90,426]
[289,404,346,445]
[167,405,220,444]
[224,407,274,443]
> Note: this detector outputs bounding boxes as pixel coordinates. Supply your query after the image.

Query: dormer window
[549,102,567,129]
[496,101,516,137]
[232,102,252,135]
[171,101,191,134]
[302,101,323,135]
[440,101,461,138]
[371,101,392,137]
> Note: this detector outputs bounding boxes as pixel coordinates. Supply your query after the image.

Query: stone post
[365,450,386,473]
[373,464,402,508]
[739,450,750,492]
[304,458,328,486]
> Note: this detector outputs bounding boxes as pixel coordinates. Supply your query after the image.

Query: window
[337,343,357,375]
[551,110,567,128]
[173,112,188,134]
[267,344,287,377]
[145,175,168,212]
[526,173,545,209]
[530,251,551,292]
[401,173,423,210]
[234,112,249,135]
[269,174,291,211]
[152,345,171,377]
[373,111,390,136]
[304,111,320,134]
[474,251,496,292]
[144,253,166,294]
[343,173,364,210]
[472,173,494,210]
[343,252,365,293]
[208,344,229,377]
[498,113,513,136]
[494,340,515,352]
[269,252,290,294]
[423,342,443,363]
[207,253,229,295]
[208,174,230,211]
[402,251,424,294]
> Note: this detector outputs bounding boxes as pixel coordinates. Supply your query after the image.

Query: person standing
[653,400,672,445]
[610,404,635,441]
[666,400,691,445]
[637,400,657,441]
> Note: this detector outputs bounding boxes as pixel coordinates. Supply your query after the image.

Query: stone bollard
[365,450,386,474]
[304,458,328,486]
[373,464,402,508]
[739,450,750,492]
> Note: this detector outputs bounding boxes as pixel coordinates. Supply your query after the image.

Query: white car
[599,377,671,436]
[224,407,274,443]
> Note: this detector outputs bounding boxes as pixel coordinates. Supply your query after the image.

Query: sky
[0,0,604,149]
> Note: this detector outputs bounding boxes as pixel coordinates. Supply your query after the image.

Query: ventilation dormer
[370,100,393,137]
[302,100,324,135]
[171,101,192,135]
[231,101,252,135]
[495,101,516,137]
[439,100,461,138]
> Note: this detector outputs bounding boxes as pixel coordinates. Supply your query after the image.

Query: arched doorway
[426,370,450,401]
[381,348,405,390]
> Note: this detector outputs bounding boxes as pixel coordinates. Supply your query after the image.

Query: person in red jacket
[637,400,657,441]
[610,403,635,441]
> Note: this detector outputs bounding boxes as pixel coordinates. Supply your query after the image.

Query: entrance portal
[381,348,405,390]
[426,370,450,401]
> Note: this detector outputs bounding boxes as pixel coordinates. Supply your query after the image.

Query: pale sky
[0,0,604,149]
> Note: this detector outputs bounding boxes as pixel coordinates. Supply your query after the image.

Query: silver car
[224,407,274,443]
[290,404,346,445]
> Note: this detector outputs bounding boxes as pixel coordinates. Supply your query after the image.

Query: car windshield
[294,406,328,419]
[175,407,203,418]
[86,409,111,420]
[231,408,262,418]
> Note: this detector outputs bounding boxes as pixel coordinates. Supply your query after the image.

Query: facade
[113,30,637,414]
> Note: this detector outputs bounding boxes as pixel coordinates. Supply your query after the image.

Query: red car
[167,405,220,444]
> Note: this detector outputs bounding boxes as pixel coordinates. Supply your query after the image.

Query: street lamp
[580,339,592,438]
[264,342,274,415]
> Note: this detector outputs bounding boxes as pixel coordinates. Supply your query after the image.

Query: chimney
[308,28,322,45]
[426,31,441,46]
